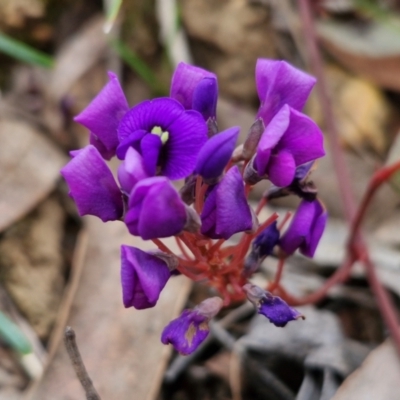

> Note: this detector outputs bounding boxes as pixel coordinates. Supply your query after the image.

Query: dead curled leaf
[317,19,400,91]
[0,118,67,233]
[26,217,192,400]
[331,340,400,400]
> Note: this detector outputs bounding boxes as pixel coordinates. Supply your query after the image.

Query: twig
[64,327,101,400]
[298,0,400,355]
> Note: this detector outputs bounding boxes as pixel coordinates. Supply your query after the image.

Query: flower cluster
[61,59,327,355]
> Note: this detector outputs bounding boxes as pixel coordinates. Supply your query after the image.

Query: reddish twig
[299,0,400,355]
[64,327,101,400]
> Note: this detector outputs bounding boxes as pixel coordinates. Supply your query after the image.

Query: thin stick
[299,0,400,355]
[298,0,356,221]
[64,327,101,400]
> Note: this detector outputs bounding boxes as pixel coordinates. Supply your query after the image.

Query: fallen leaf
[317,19,400,91]
[0,196,66,340]
[331,340,400,400]
[26,217,192,400]
[0,118,66,232]
[307,66,391,155]
[49,16,108,101]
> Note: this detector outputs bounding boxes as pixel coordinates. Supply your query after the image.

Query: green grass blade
[104,0,123,33]
[0,311,32,355]
[0,33,54,68]
[112,39,167,94]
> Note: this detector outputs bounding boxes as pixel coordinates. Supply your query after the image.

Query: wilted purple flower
[121,245,173,309]
[255,105,325,187]
[253,221,280,258]
[256,59,316,126]
[161,297,223,355]
[194,126,240,183]
[61,145,123,222]
[243,221,280,277]
[117,98,208,180]
[125,177,188,240]
[74,72,129,160]
[201,166,253,239]
[117,147,149,195]
[170,62,218,121]
[243,284,303,327]
[279,199,327,257]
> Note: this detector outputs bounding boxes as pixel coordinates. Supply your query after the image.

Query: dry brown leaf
[0,118,66,232]
[50,15,108,101]
[0,0,43,27]
[318,19,400,91]
[307,66,390,155]
[26,217,192,400]
[331,340,400,400]
[0,196,66,340]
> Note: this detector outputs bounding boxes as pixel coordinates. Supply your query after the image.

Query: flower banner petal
[61,145,123,222]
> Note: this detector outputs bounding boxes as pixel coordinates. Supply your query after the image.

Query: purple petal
[255,105,290,175]
[162,110,208,179]
[140,133,162,176]
[295,161,314,181]
[74,72,128,157]
[170,62,217,110]
[192,77,218,120]
[267,150,296,187]
[253,221,280,258]
[275,108,325,166]
[195,126,240,180]
[161,310,209,355]
[90,132,115,160]
[118,99,184,142]
[121,245,170,309]
[215,166,253,239]
[128,176,166,208]
[279,199,320,256]
[200,185,218,237]
[60,145,123,222]
[256,59,316,125]
[118,98,208,180]
[116,129,147,159]
[259,294,303,327]
[125,177,168,236]
[117,147,149,194]
[300,201,328,257]
[125,177,187,239]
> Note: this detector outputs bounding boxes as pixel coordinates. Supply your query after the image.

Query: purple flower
[161,297,223,355]
[194,126,240,182]
[121,245,172,309]
[125,177,188,240]
[61,145,123,222]
[279,199,327,257]
[256,59,316,126]
[201,166,253,239]
[255,105,325,187]
[243,222,280,277]
[253,221,280,258]
[170,62,218,121]
[243,284,303,327]
[74,72,129,160]
[117,98,208,180]
[267,161,318,201]
[117,147,149,195]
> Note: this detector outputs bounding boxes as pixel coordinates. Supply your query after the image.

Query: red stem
[268,257,286,292]
[299,0,400,355]
[151,239,173,254]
